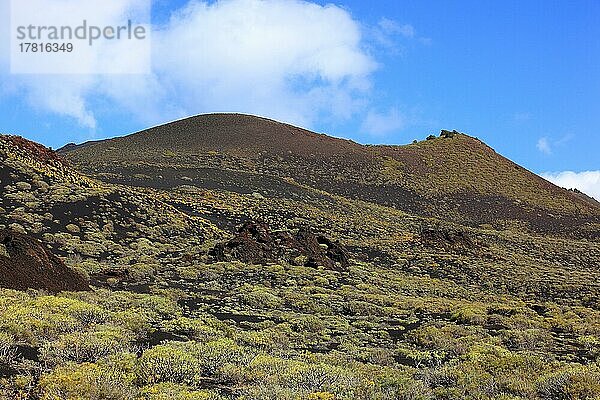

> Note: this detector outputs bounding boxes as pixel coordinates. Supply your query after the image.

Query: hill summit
[60,113,600,237]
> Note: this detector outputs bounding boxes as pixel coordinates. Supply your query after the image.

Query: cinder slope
[59,114,600,236]
[1,134,218,289]
[0,229,89,292]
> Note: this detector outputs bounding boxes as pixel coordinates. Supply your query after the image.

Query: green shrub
[38,357,137,400]
[241,288,283,309]
[0,296,107,344]
[40,327,131,366]
[160,316,228,343]
[139,383,224,400]
[537,365,600,400]
[409,323,486,357]
[450,305,487,325]
[0,332,17,371]
[501,328,552,351]
[137,344,202,386]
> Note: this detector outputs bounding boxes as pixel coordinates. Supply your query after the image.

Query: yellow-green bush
[537,365,600,400]
[0,296,107,344]
[38,355,137,400]
[139,383,223,400]
[40,327,132,366]
[137,344,202,386]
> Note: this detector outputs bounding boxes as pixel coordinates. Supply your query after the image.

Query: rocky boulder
[211,221,349,271]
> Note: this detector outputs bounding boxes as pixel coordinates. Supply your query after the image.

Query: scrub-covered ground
[1,126,600,399]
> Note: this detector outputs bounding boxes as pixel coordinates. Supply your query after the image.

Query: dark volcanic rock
[420,227,475,249]
[294,228,349,269]
[0,229,89,292]
[211,221,349,271]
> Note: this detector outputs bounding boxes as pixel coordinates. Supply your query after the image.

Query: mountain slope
[0,228,89,292]
[0,134,218,290]
[2,129,600,398]
[60,113,600,237]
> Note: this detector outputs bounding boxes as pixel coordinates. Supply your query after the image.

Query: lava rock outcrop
[420,227,475,249]
[211,221,349,271]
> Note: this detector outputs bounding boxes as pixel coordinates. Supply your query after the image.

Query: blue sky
[1,0,599,197]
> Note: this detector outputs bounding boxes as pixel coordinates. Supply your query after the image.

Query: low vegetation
[1,123,600,399]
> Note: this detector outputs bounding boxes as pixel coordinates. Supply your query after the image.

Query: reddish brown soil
[59,114,600,237]
[0,229,89,292]
[5,135,68,166]
[60,113,369,159]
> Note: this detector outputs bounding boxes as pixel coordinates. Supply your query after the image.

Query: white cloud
[536,137,552,155]
[378,18,414,38]
[542,171,600,200]
[536,134,574,156]
[2,0,378,131]
[361,107,405,137]
[3,0,150,127]
[22,76,97,129]
[149,0,376,127]
[10,0,151,74]
[373,17,430,51]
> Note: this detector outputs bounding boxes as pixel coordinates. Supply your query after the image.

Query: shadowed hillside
[60,114,600,237]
